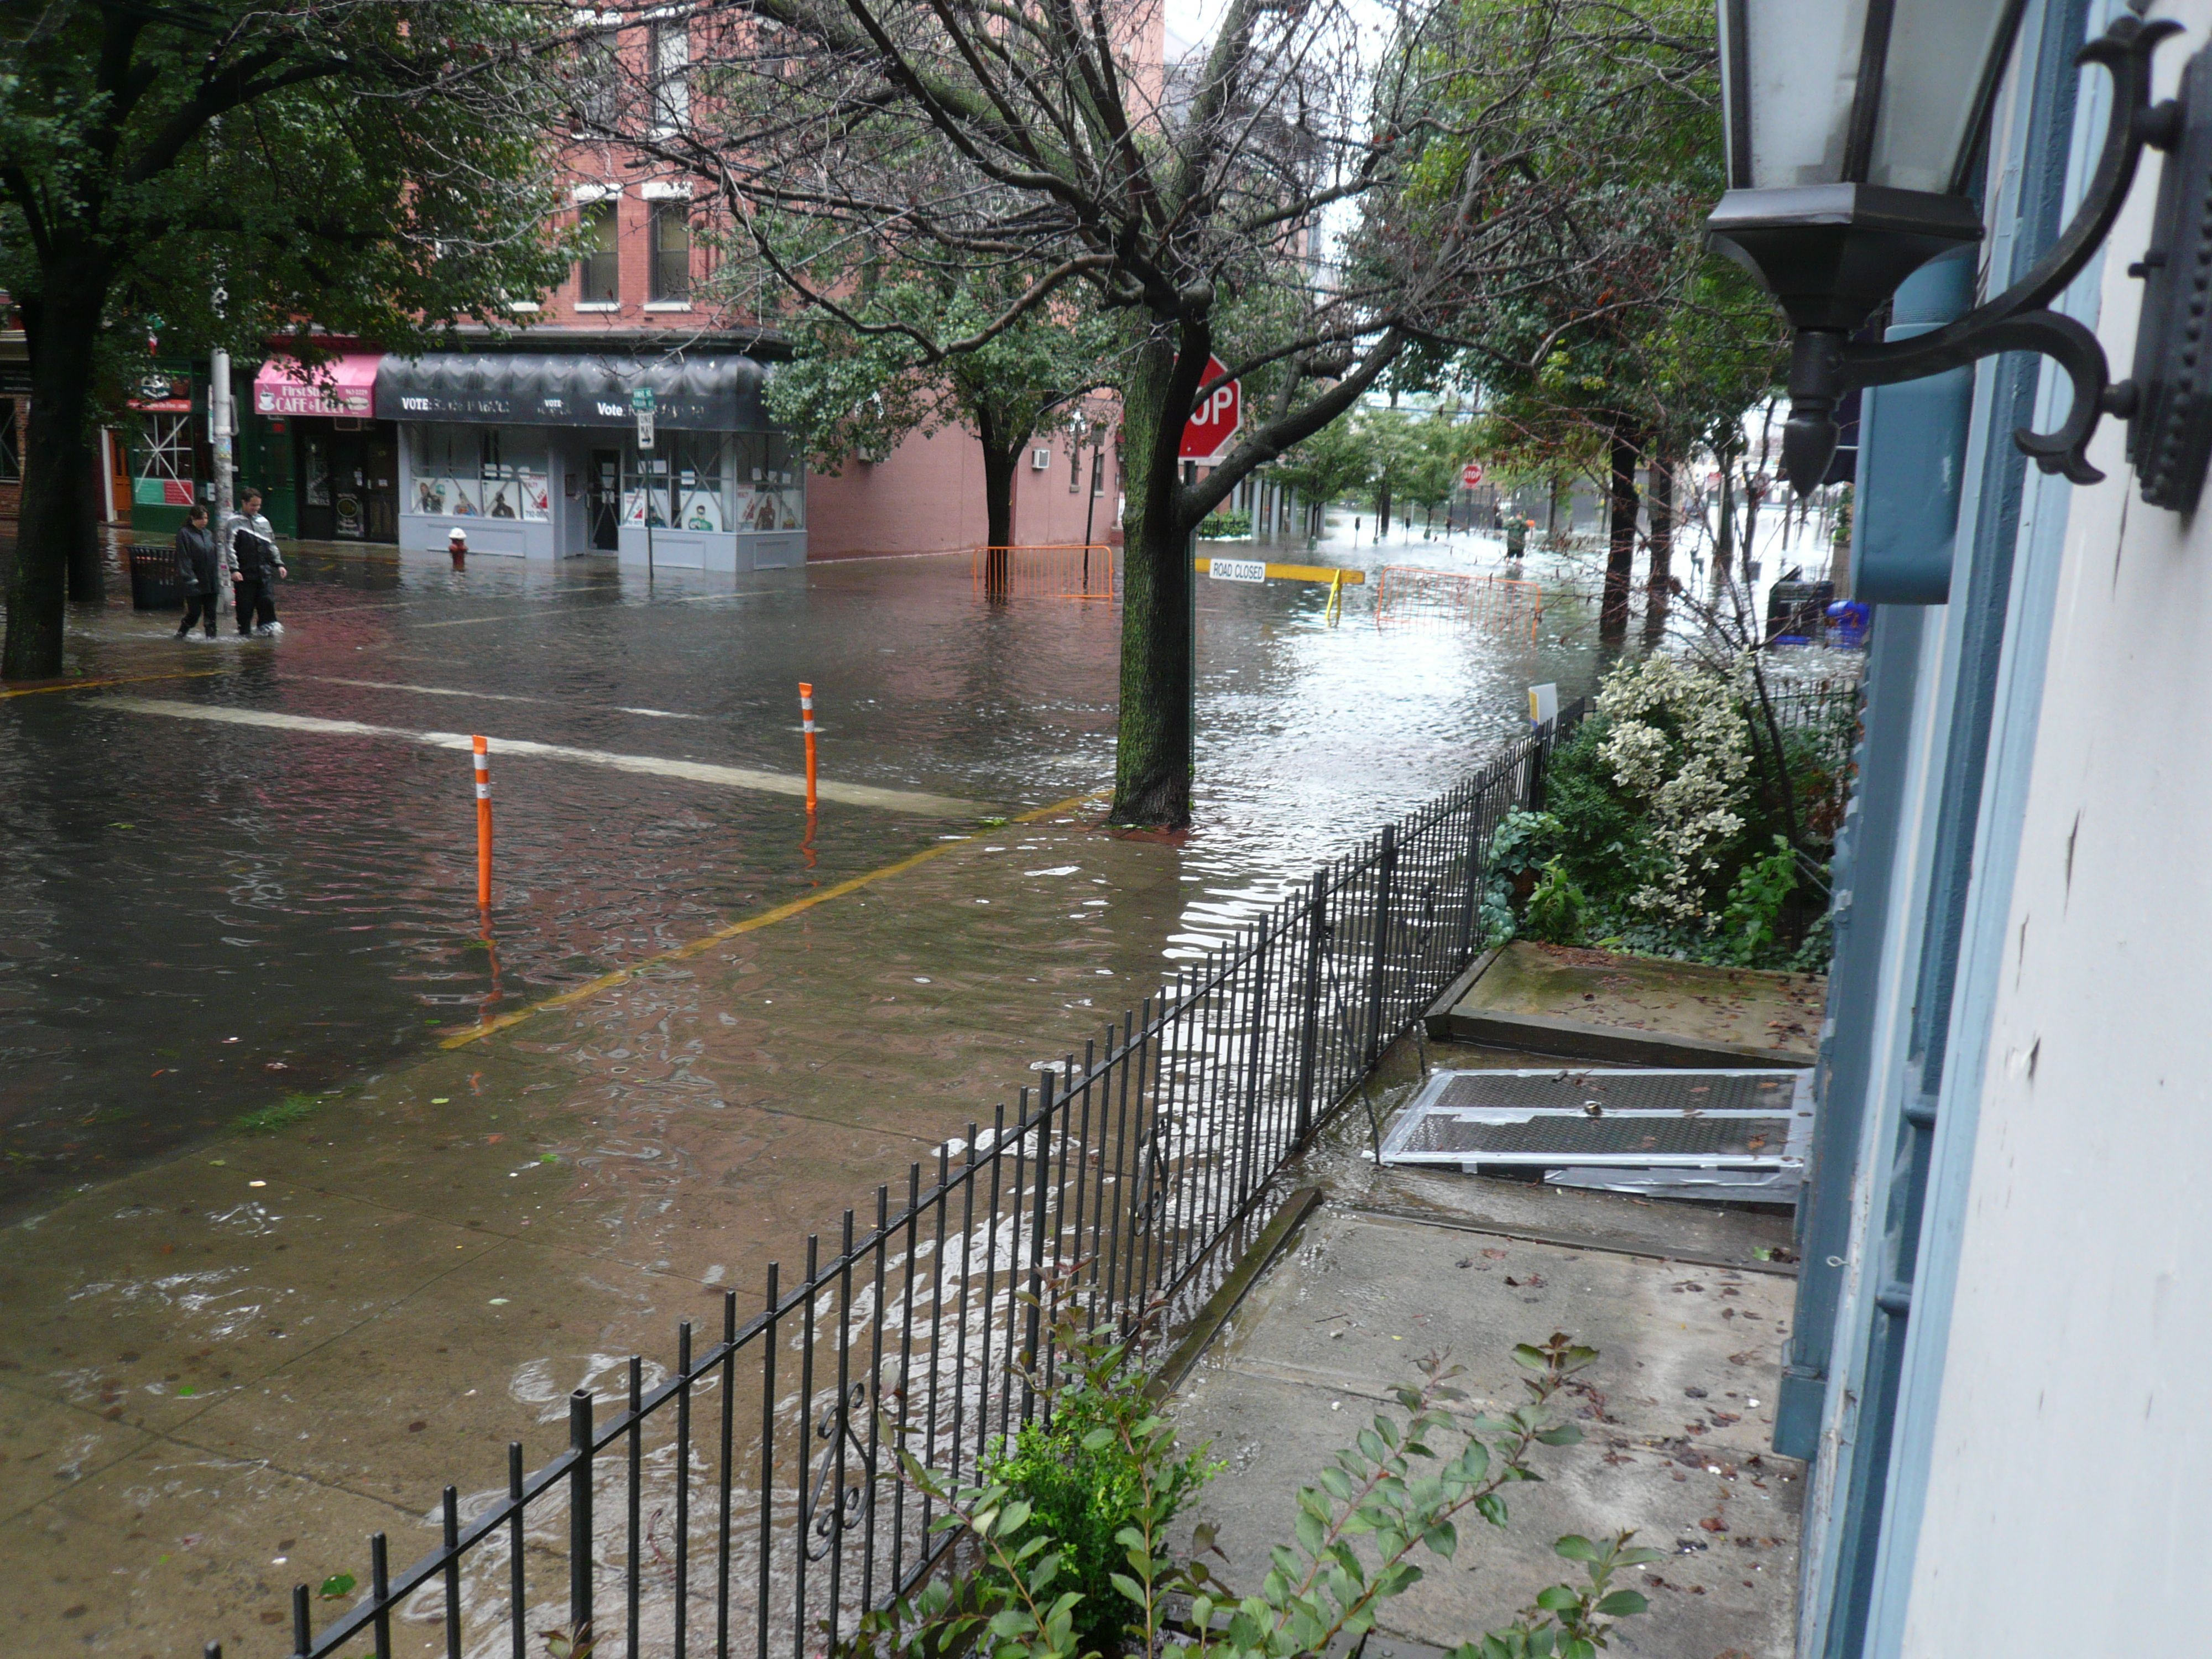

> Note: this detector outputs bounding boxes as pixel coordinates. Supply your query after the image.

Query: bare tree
[570,0,1670,823]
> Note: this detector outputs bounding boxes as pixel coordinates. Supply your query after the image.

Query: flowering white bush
[1593,655,1755,922]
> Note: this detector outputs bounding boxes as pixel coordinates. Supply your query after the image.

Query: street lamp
[1707,4,2212,508]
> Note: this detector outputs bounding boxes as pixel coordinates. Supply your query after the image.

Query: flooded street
[1,521,1609,1656]
[2,526,1597,1213]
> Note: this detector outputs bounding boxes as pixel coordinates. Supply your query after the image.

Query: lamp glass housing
[1720,0,2023,195]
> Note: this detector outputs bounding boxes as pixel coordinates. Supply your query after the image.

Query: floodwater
[0,524,1600,1215]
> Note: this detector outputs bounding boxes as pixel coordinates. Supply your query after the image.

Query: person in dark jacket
[227,489,287,635]
[173,506,220,639]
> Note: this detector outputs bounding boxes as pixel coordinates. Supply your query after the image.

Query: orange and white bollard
[473,734,493,909]
[799,682,818,814]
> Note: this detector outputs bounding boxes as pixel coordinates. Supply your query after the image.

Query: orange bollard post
[799,682,817,814]
[473,735,492,909]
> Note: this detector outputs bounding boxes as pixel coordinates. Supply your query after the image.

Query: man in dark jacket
[228,489,287,635]
[173,505,220,639]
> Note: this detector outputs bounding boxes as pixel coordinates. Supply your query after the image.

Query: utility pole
[210,346,234,615]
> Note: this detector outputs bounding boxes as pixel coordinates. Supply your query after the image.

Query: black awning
[374,351,769,430]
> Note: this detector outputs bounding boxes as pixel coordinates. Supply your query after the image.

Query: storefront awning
[373,352,769,430]
[254,353,380,418]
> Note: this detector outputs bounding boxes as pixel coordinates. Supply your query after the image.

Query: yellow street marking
[441,791,1100,1047]
[1,669,227,700]
[1192,559,1366,585]
[92,697,988,816]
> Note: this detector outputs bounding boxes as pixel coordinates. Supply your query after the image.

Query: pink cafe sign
[253,353,379,418]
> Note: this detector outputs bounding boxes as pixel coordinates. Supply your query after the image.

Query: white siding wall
[1900,9,2212,1644]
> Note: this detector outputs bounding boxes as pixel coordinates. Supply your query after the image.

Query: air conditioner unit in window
[1030,447,1051,470]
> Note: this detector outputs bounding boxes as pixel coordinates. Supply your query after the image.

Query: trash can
[128,544,182,611]
[1765,578,1834,644]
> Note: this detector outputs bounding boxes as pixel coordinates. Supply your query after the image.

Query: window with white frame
[648,14,690,130]
[138,413,192,483]
[649,202,690,302]
[578,198,619,304]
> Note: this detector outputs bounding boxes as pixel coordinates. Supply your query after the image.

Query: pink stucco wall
[807,420,1120,560]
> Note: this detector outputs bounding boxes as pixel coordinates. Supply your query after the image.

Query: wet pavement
[2,526,1606,1214]
[1175,1054,1803,1659]
[2,519,1611,1653]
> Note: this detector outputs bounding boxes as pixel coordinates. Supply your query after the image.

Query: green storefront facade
[122,357,299,538]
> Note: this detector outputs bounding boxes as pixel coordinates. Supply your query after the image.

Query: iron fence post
[1021,1072,1055,1421]
[1366,824,1398,1065]
[1295,868,1328,1141]
[1457,787,1486,958]
[569,1387,594,1647]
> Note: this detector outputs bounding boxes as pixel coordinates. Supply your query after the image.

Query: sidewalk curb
[1150,1187,1326,1401]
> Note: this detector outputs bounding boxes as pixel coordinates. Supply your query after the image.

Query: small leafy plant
[236,1091,322,1133]
[842,1330,1653,1659]
[977,1328,1220,1641]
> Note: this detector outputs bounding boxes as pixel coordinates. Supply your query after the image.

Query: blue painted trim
[1861,1,2111,1648]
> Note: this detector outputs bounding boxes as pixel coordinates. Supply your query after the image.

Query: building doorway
[588,448,622,551]
[298,420,399,541]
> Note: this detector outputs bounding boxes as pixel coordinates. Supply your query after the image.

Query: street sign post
[633,386,656,451]
[1178,356,1241,462]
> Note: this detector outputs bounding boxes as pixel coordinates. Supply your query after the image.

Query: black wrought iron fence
[204,703,1585,1659]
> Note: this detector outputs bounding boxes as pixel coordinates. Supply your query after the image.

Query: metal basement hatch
[1377,1067,1814,1202]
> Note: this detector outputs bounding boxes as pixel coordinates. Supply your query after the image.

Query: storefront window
[481,427,550,521]
[732,431,804,530]
[139,414,192,484]
[412,424,546,520]
[623,432,727,529]
[413,423,477,517]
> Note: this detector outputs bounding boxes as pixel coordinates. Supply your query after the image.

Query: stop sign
[1178,356,1241,462]
[1462,461,1484,487]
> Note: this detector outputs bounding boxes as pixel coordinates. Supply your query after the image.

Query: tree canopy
[0,0,571,676]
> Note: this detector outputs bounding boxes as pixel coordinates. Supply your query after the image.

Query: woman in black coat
[173,505,220,639]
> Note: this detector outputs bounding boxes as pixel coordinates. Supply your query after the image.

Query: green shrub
[1196,508,1251,539]
[1718,836,1797,967]
[979,1342,1219,1642]
[1522,859,1592,946]
[1479,659,1850,972]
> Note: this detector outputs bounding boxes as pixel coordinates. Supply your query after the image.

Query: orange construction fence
[1374,565,1545,640]
[971,544,1119,601]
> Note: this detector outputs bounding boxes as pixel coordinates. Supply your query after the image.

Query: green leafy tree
[0,0,570,679]
[1392,0,1784,635]
[631,0,1630,825]
[763,264,1118,555]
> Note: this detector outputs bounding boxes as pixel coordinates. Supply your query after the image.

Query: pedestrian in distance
[172,505,220,639]
[228,489,287,636]
[1504,515,1530,560]
[447,526,467,572]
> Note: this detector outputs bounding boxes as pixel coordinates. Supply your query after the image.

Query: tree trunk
[1601,426,1641,639]
[977,409,1017,598]
[1374,482,1391,540]
[1714,455,1735,599]
[1110,331,1198,828]
[1643,447,1674,641]
[5,286,107,680]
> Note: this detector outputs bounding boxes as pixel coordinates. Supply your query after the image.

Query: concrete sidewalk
[1167,1048,1804,1659]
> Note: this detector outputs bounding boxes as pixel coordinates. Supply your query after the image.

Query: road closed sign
[1208,557,1267,583]
[1178,355,1242,462]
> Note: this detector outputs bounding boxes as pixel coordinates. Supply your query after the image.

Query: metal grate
[1379,1068,1814,1187]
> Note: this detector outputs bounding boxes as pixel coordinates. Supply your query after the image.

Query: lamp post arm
[1835,12,2182,487]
